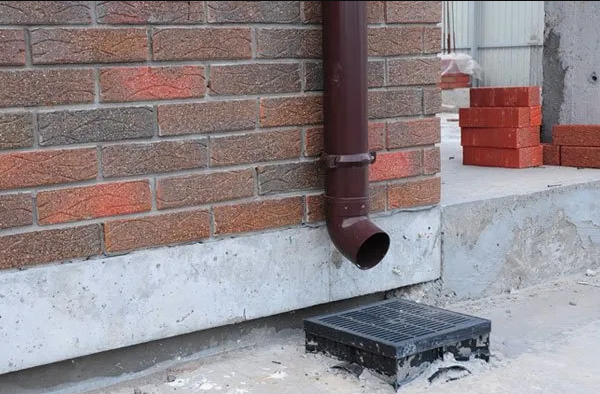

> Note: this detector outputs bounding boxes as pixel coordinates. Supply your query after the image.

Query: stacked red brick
[544,125,600,168]
[459,87,543,168]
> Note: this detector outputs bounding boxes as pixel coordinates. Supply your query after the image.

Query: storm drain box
[304,299,491,388]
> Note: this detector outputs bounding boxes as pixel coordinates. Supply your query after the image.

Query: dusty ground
[84,270,600,394]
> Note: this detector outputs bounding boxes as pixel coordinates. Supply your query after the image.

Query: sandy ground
[85,270,600,394]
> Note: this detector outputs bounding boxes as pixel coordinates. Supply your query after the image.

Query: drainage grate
[304,299,491,388]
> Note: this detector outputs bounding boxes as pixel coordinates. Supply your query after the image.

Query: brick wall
[0,1,441,269]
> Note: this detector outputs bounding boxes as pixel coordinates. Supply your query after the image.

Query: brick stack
[459,86,543,168]
[543,125,600,168]
[439,73,471,90]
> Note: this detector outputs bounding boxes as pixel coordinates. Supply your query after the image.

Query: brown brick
[301,1,384,24]
[369,150,422,181]
[97,1,204,24]
[257,161,323,195]
[157,169,254,209]
[305,184,386,223]
[306,125,384,156]
[368,90,421,119]
[423,147,440,174]
[368,60,385,88]
[38,107,154,146]
[100,66,205,103]
[37,181,151,225]
[369,183,387,212]
[0,2,91,25]
[0,69,94,108]
[104,210,210,253]
[0,113,33,149]
[553,125,600,147]
[31,28,147,64]
[0,148,97,191]
[368,1,385,23]
[388,177,440,209]
[0,193,32,229]
[388,58,440,86]
[304,60,384,91]
[423,87,442,115]
[256,28,321,58]
[368,27,421,56]
[207,1,300,23]
[260,96,322,127]
[102,140,208,178]
[214,196,303,235]
[0,224,101,269]
[158,100,256,136]
[424,27,441,54]
[387,117,440,148]
[0,29,24,65]
[386,1,442,23]
[561,146,600,169]
[542,143,560,166]
[153,28,251,61]
[211,130,301,166]
[209,63,300,96]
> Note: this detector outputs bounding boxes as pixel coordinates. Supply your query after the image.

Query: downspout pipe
[322,1,390,269]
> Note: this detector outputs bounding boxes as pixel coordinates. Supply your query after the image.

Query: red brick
[561,146,600,169]
[0,224,101,269]
[459,107,537,128]
[0,69,94,108]
[37,181,151,225]
[153,28,251,61]
[368,27,421,56]
[257,161,323,195]
[388,57,440,86]
[31,28,147,64]
[463,146,543,168]
[0,148,97,191]
[305,184,386,223]
[211,130,301,166]
[388,177,440,209]
[0,193,32,230]
[209,63,300,96]
[214,197,303,235]
[158,100,256,136]
[369,150,422,181]
[0,29,24,65]
[100,66,205,103]
[207,1,300,23]
[0,113,33,149]
[305,123,385,157]
[0,2,91,24]
[260,96,322,127]
[256,28,321,58]
[301,2,383,24]
[386,1,442,23]
[369,90,422,119]
[530,105,542,126]
[387,118,440,148]
[553,125,600,147]
[470,86,541,107]
[441,73,471,83]
[104,210,210,253]
[97,1,205,24]
[461,126,541,148]
[423,147,441,175]
[157,169,254,209]
[542,143,560,166]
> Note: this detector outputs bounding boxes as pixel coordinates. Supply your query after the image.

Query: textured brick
[387,117,440,148]
[553,125,600,146]
[0,225,101,269]
[100,66,205,103]
[211,130,301,166]
[369,184,387,212]
[97,1,204,24]
[0,69,94,108]
[423,87,442,115]
[367,1,385,23]
[461,127,540,148]
[157,169,254,209]
[423,147,441,174]
[369,150,422,181]
[561,146,600,169]
[38,107,154,146]
[158,100,256,136]
[301,1,384,24]
[209,63,300,95]
[207,1,300,23]
[0,113,33,149]
[102,140,208,177]
[0,29,24,65]
[386,1,442,23]
[260,96,322,127]
[31,28,147,64]
[153,28,251,61]
[306,184,386,223]
[304,123,384,157]
[368,60,386,88]
[0,193,32,230]
[0,148,96,190]
[304,61,384,91]
[530,105,542,126]
[542,143,560,166]
[368,27,421,56]
[104,210,210,253]
[368,90,421,119]
[214,197,303,235]
[257,161,323,195]
[388,177,440,209]
[470,86,541,107]
[256,28,321,58]
[0,1,91,24]
[388,58,440,86]
[424,27,441,54]
[463,146,543,168]
[37,181,151,225]
[459,107,538,128]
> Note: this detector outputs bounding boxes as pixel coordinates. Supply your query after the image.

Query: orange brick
[542,143,560,165]
[459,107,539,128]
[463,146,543,168]
[461,126,540,148]
[470,86,541,107]
[368,150,422,181]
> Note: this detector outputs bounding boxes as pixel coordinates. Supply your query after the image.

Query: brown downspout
[322,1,390,269]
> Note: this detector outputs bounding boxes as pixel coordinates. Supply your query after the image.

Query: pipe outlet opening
[356,232,390,270]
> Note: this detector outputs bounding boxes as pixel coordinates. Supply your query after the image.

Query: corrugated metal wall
[443,1,544,87]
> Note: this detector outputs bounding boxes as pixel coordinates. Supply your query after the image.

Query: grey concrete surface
[441,88,470,113]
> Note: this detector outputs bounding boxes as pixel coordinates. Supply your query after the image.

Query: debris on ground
[586,269,597,277]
